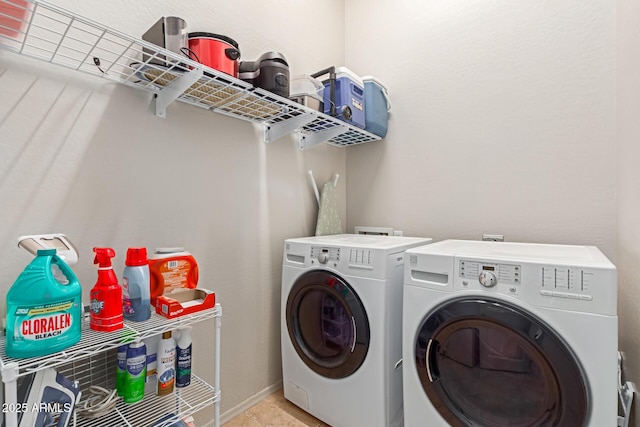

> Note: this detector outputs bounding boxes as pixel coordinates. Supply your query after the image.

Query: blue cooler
[321,67,366,129]
[362,76,390,138]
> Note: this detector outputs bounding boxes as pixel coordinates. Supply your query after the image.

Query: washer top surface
[408,239,614,268]
[286,234,432,251]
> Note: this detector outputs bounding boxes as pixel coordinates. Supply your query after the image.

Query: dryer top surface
[407,239,614,269]
[286,234,432,251]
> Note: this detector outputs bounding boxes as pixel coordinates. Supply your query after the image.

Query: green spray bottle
[123,339,146,403]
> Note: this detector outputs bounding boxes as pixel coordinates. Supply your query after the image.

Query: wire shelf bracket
[154,65,204,118]
[298,125,348,150]
[263,112,316,144]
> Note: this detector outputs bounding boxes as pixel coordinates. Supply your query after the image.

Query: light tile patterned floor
[223,389,330,427]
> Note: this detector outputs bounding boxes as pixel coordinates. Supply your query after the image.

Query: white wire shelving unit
[0,304,222,427]
[0,0,382,149]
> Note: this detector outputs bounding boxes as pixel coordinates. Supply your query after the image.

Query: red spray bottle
[90,247,124,332]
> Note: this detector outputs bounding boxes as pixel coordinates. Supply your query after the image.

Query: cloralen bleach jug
[5,249,82,358]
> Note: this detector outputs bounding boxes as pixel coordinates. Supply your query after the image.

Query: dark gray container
[142,16,188,66]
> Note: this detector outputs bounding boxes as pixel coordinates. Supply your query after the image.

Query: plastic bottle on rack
[123,339,146,404]
[143,334,160,394]
[116,344,128,396]
[122,247,151,322]
[157,331,176,396]
[176,327,192,388]
[5,249,82,358]
[90,248,123,332]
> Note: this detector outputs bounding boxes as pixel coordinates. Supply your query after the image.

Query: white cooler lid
[335,67,364,87]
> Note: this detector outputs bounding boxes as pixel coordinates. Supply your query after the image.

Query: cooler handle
[311,66,337,117]
[364,77,392,111]
[382,87,391,111]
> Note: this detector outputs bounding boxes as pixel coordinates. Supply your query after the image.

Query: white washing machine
[403,240,618,427]
[282,234,433,427]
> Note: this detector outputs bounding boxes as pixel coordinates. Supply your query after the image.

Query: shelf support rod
[154,66,204,118]
[263,113,317,144]
[214,303,222,427]
[2,362,20,427]
[297,125,348,150]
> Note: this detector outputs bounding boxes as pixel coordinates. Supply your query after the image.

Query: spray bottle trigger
[93,247,116,267]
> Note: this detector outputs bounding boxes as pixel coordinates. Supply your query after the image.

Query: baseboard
[219,380,283,425]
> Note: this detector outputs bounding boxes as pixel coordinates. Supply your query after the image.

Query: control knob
[318,253,329,264]
[479,271,497,288]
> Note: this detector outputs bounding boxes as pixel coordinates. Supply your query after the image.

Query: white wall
[617,0,640,424]
[0,0,346,423]
[345,0,616,258]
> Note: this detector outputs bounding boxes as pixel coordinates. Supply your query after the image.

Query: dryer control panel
[405,240,616,316]
[453,258,616,315]
[460,261,521,285]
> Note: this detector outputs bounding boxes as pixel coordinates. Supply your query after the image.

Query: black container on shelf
[239,52,290,98]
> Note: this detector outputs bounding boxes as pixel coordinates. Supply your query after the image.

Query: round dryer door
[286,270,370,379]
[415,298,588,427]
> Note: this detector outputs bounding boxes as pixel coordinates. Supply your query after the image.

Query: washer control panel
[538,266,595,301]
[311,246,340,264]
[460,260,521,285]
[348,248,372,266]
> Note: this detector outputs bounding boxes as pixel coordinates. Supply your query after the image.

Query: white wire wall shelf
[0,0,382,149]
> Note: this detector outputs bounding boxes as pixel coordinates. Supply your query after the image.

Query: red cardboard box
[155,288,215,319]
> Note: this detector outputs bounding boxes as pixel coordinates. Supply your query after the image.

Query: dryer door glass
[415,298,587,427]
[286,270,370,379]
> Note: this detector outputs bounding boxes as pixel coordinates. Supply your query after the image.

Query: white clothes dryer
[282,234,432,427]
[403,240,617,427]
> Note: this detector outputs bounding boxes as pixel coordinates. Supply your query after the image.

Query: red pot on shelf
[187,32,240,77]
[0,0,30,37]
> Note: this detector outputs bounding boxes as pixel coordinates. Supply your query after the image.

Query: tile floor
[223,389,329,427]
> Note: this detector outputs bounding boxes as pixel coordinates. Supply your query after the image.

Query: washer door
[415,298,588,427]
[286,270,370,379]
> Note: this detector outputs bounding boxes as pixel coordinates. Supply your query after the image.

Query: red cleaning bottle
[90,247,124,332]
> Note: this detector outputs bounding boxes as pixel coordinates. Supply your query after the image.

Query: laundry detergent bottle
[5,249,82,358]
[122,247,151,322]
[90,247,124,332]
